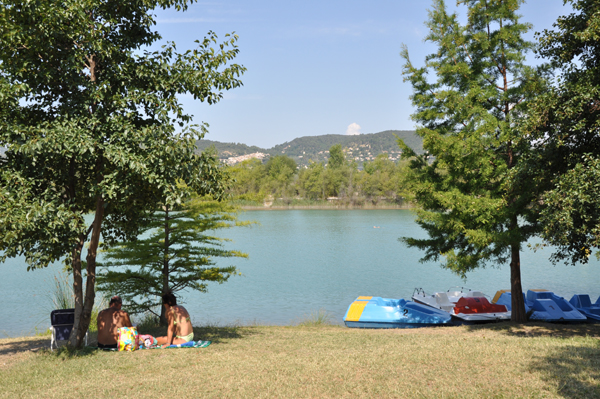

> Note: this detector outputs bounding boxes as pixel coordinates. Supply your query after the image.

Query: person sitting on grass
[156,293,194,347]
[97,295,133,349]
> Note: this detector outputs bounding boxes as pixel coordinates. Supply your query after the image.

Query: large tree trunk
[69,195,104,348]
[70,234,85,346]
[510,243,527,323]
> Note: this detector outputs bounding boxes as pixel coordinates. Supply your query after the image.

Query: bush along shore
[2,322,600,398]
[234,198,412,210]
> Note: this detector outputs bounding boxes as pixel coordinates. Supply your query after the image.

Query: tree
[0,0,245,347]
[327,144,346,169]
[298,161,326,200]
[323,143,355,198]
[360,154,400,201]
[399,0,549,322]
[97,196,249,326]
[518,0,600,265]
[264,155,298,198]
[228,158,268,201]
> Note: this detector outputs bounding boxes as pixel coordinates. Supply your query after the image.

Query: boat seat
[435,292,455,311]
[527,290,553,302]
[577,295,592,309]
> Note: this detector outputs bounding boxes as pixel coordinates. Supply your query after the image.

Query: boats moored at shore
[495,290,587,323]
[569,294,600,322]
[412,287,511,323]
[343,296,452,328]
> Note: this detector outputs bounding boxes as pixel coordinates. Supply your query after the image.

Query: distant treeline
[226,143,410,206]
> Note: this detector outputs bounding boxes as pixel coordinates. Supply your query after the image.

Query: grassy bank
[2,323,600,398]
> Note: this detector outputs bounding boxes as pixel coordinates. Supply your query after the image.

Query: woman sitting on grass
[156,293,194,346]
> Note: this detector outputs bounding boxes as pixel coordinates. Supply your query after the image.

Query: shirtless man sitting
[97,295,132,349]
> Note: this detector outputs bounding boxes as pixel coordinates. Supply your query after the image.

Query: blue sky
[153,0,571,148]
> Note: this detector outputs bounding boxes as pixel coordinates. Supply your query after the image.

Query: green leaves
[400,0,548,276]
[97,197,250,319]
[520,0,600,265]
[0,0,244,345]
[0,0,245,270]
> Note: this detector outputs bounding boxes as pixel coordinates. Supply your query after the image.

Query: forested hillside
[196,130,421,167]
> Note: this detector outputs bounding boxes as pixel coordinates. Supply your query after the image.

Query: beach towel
[93,340,211,351]
[165,340,211,349]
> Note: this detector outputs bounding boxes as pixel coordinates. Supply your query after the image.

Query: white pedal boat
[412,287,511,323]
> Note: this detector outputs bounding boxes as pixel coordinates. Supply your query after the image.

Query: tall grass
[50,273,75,310]
[48,271,106,333]
[296,309,335,327]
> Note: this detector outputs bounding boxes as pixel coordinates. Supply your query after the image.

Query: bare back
[97,307,132,345]
[170,305,193,337]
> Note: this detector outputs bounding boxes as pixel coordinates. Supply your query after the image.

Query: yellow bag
[117,326,139,351]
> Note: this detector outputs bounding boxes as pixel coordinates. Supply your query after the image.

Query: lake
[2,209,600,337]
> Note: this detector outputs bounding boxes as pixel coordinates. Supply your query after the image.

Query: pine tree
[97,197,250,325]
[399,0,549,322]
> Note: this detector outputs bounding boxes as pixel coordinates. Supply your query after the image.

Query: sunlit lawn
[1,322,600,398]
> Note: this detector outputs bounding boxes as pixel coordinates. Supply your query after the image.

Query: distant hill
[196,130,422,167]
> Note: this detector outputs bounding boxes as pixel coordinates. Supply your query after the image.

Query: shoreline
[239,204,414,211]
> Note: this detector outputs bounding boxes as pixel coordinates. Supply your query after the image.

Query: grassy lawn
[1,322,600,398]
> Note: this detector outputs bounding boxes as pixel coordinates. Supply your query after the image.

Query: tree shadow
[460,322,600,398]
[136,324,260,345]
[0,337,48,357]
[193,325,260,344]
[528,342,600,398]
[463,321,600,338]
[0,335,99,361]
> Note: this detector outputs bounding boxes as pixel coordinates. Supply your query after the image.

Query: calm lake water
[3,209,600,337]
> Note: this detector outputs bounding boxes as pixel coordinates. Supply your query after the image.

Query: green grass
[2,323,600,398]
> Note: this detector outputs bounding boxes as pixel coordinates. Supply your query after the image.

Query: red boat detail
[453,297,508,314]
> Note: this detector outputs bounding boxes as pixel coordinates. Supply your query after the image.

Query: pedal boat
[412,288,511,323]
[343,296,452,328]
[495,290,587,323]
[569,294,600,322]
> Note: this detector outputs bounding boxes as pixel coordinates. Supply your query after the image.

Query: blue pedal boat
[495,290,587,323]
[569,294,600,322]
[343,296,452,328]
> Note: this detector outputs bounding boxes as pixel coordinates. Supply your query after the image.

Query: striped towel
[165,340,211,349]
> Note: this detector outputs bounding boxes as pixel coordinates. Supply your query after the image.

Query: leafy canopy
[399,0,549,323]
[519,0,600,265]
[0,0,245,346]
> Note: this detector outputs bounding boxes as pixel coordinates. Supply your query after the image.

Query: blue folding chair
[50,309,87,350]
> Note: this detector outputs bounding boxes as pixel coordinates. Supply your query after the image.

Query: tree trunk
[510,243,527,323]
[160,206,170,326]
[70,195,104,348]
[70,234,85,345]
